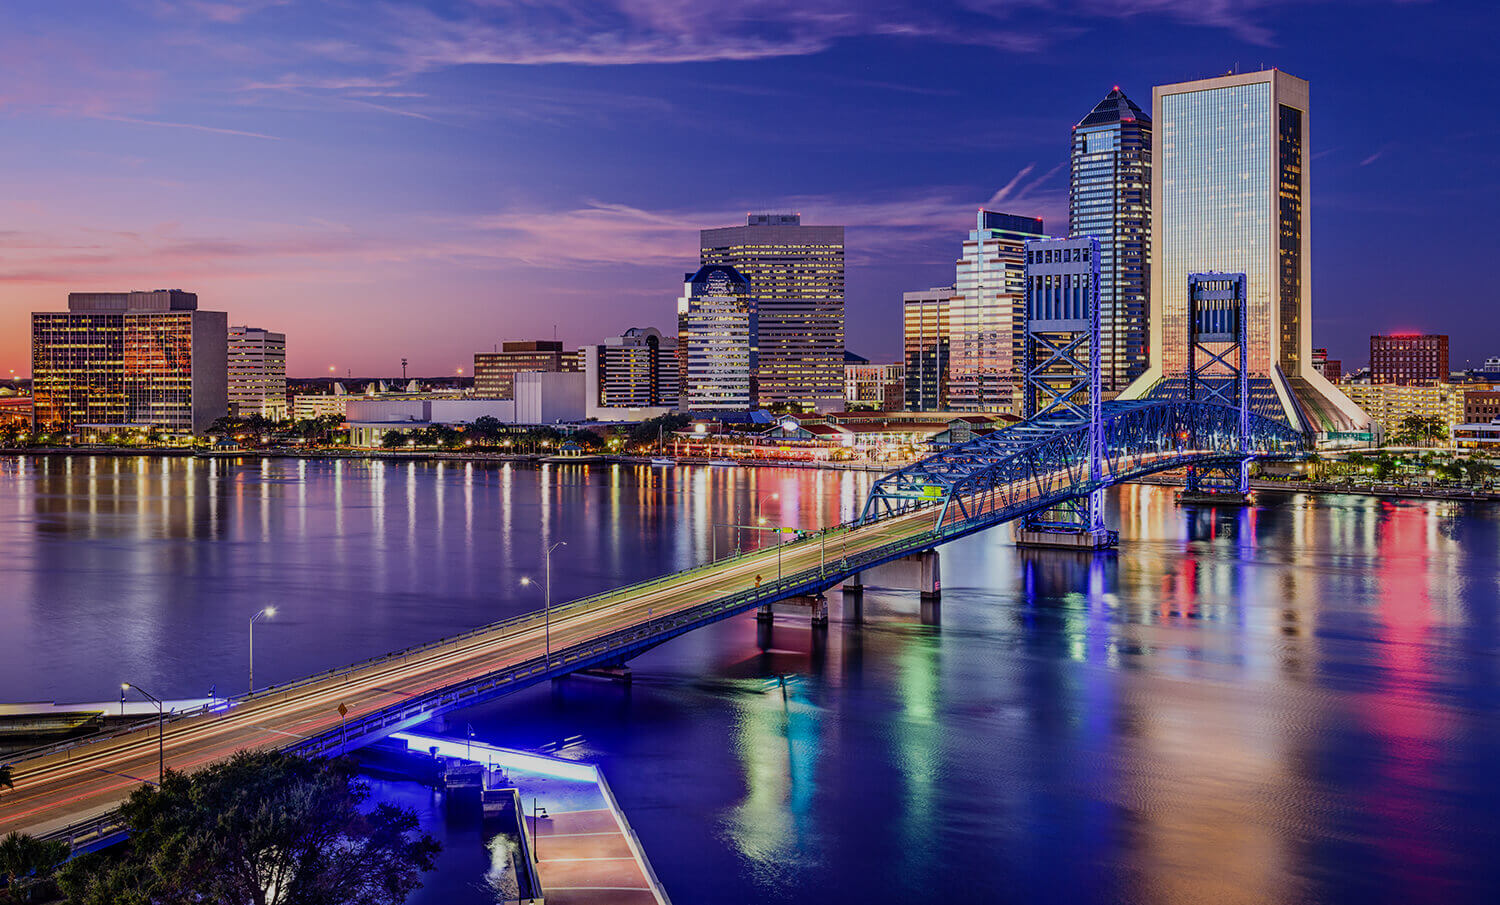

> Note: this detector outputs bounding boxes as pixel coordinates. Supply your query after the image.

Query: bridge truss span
[859,400,1306,531]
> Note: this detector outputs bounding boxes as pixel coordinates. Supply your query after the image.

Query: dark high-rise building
[1070,87,1150,396]
[1370,333,1448,385]
[700,214,844,412]
[32,290,227,435]
[473,340,581,399]
[902,287,953,411]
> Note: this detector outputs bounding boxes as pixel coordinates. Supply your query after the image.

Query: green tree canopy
[58,750,439,905]
[0,831,70,904]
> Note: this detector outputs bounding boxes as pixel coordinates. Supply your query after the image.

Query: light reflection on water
[1,456,1499,904]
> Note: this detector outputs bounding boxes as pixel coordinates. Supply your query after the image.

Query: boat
[709,459,736,467]
[650,457,676,467]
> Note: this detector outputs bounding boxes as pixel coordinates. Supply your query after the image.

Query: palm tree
[0,763,12,795]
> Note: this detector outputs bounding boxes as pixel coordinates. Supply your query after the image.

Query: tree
[58,751,440,905]
[0,832,70,904]
[0,763,11,795]
[1391,414,1447,447]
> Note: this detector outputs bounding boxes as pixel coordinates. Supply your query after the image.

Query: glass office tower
[678,265,757,412]
[1070,87,1150,396]
[902,287,954,411]
[949,211,1046,414]
[1121,69,1367,435]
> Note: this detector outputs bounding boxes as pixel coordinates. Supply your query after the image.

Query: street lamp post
[523,542,568,668]
[121,683,165,783]
[249,606,277,694]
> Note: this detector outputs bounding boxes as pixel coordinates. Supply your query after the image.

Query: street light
[121,683,165,783]
[522,540,567,667]
[249,606,277,694]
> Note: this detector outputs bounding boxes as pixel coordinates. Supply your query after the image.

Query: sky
[0,0,1495,378]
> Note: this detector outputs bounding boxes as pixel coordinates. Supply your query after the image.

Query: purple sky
[1,1,1494,378]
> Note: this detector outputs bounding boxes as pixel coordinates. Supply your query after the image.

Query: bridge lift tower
[1012,236,1118,550]
[1178,271,1252,505]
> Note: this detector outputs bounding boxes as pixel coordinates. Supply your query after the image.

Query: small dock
[393,731,671,905]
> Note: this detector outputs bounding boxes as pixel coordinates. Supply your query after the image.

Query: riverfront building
[1071,87,1151,395]
[1370,333,1449,385]
[678,265,757,412]
[1338,382,1466,437]
[228,326,287,420]
[474,341,581,399]
[902,287,954,412]
[1120,70,1368,435]
[581,327,680,421]
[843,358,905,411]
[949,211,1046,414]
[32,290,227,435]
[700,214,845,412]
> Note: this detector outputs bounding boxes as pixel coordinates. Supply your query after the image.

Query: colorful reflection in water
[1,457,1498,904]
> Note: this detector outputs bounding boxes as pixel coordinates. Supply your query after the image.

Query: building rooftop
[1075,87,1150,129]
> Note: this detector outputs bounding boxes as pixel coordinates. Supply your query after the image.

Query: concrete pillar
[810,594,829,629]
[917,549,940,603]
[756,603,774,624]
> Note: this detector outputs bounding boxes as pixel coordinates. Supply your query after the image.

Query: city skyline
[0,2,1492,378]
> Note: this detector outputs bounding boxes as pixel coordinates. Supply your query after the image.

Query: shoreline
[5,447,1497,502]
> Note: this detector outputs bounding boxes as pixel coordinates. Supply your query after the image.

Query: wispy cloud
[87,113,281,140]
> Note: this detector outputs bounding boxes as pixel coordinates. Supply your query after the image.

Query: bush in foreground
[59,750,439,905]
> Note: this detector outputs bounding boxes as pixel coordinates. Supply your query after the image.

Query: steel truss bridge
[862,398,1306,531]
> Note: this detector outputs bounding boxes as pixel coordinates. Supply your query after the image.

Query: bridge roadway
[0,448,1210,844]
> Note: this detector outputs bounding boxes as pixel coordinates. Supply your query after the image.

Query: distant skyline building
[1311,347,1341,383]
[700,214,844,412]
[1370,333,1448,385]
[1070,87,1151,396]
[32,290,227,435]
[1121,69,1367,434]
[582,327,680,420]
[949,211,1046,414]
[678,265,757,412]
[473,340,581,399]
[902,287,954,412]
[228,325,287,420]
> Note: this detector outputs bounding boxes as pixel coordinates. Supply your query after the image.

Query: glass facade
[1158,80,1273,377]
[678,266,757,412]
[1070,88,1151,396]
[31,313,127,430]
[949,211,1045,414]
[700,215,844,412]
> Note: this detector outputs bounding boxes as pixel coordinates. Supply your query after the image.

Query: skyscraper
[1071,87,1151,395]
[678,265,757,412]
[32,290,227,435]
[902,287,954,412]
[1122,69,1367,434]
[228,326,287,420]
[949,211,1046,414]
[700,214,844,412]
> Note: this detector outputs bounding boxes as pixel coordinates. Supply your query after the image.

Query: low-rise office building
[582,327,679,422]
[1339,382,1466,437]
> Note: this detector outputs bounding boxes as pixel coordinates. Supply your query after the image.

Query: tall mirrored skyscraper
[1122,69,1367,435]
[1070,87,1150,396]
[949,211,1045,414]
[700,214,844,413]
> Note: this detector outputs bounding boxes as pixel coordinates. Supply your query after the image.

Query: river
[1,455,1497,904]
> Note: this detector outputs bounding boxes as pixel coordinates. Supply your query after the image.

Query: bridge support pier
[915,550,940,604]
[841,573,864,623]
[1013,525,1118,550]
[756,603,774,624]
